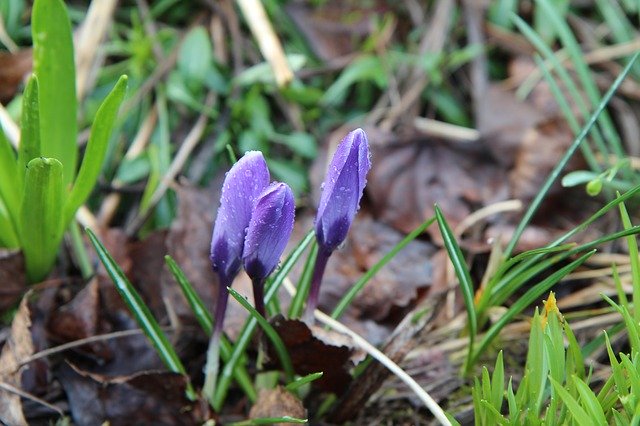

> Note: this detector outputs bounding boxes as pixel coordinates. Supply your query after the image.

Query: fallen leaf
[58,362,202,426]
[0,248,25,313]
[268,315,353,394]
[0,294,34,426]
[366,137,509,237]
[249,386,306,424]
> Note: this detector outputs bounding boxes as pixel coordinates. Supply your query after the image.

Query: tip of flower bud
[243,182,296,281]
[314,128,371,253]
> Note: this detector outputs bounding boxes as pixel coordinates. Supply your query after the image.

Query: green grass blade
[164,255,213,333]
[18,74,41,194]
[32,0,77,185]
[537,0,625,159]
[21,157,63,283]
[514,15,609,165]
[331,216,436,320]
[491,351,505,412]
[164,255,257,402]
[285,372,323,392]
[618,199,640,322]
[550,376,594,425]
[503,52,640,259]
[435,206,477,339]
[0,128,19,243]
[228,287,295,383]
[472,250,595,366]
[64,75,128,226]
[85,228,187,376]
[288,241,317,319]
[215,229,314,410]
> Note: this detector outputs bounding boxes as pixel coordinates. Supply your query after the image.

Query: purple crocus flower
[243,182,295,317]
[306,128,371,320]
[205,151,269,402]
[210,151,270,285]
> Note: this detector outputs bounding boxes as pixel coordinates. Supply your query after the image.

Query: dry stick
[413,117,480,143]
[75,0,118,100]
[125,93,215,236]
[327,294,445,423]
[281,278,451,425]
[16,328,166,368]
[236,0,293,87]
[0,12,18,52]
[0,381,64,416]
[97,108,158,227]
[379,0,455,131]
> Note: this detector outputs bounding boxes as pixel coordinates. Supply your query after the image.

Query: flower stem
[252,277,266,319]
[304,249,331,322]
[203,277,231,407]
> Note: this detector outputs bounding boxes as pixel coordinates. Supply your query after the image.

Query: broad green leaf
[18,74,41,193]
[20,157,63,282]
[64,75,127,226]
[0,198,18,248]
[321,55,387,107]
[178,27,213,90]
[0,127,20,239]
[32,0,77,186]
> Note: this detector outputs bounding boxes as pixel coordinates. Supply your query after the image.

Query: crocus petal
[210,151,270,282]
[243,182,295,280]
[315,128,370,252]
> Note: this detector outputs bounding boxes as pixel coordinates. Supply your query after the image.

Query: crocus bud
[315,128,371,253]
[305,128,371,322]
[210,151,270,284]
[243,182,295,281]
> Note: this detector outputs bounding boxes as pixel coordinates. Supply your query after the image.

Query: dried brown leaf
[0,295,34,426]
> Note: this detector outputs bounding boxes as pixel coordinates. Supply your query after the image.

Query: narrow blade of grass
[618,199,640,322]
[471,250,595,367]
[85,228,191,388]
[21,158,63,283]
[32,0,77,185]
[288,240,317,319]
[550,376,593,425]
[503,51,640,259]
[435,206,477,339]
[331,215,435,320]
[285,372,323,392]
[163,255,257,402]
[228,287,294,383]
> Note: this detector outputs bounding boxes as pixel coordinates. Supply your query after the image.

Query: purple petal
[243,182,295,280]
[315,128,371,252]
[210,151,270,282]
